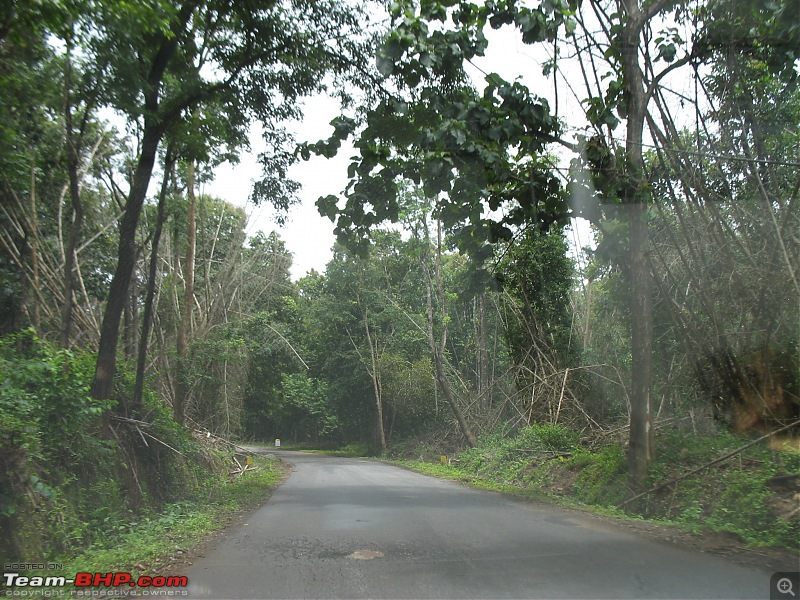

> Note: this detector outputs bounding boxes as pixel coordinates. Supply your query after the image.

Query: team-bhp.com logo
[4,572,188,592]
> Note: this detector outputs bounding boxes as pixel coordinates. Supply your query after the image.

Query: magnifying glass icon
[778,578,796,597]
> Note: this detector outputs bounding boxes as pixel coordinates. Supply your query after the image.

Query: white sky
[203,94,351,280]
[203,18,601,281]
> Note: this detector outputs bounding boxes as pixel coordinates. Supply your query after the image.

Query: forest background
[1,0,798,563]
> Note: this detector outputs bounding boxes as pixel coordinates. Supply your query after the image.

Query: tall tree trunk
[363,308,387,454]
[621,0,654,491]
[28,152,40,332]
[477,292,489,410]
[91,122,162,400]
[420,218,477,448]
[90,17,185,400]
[61,48,83,349]
[425,281,477,448]
[123,265,138,360]
[175,159,196,425]
[133,146,175,413]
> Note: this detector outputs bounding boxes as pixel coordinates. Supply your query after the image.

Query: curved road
[186,451,773,599]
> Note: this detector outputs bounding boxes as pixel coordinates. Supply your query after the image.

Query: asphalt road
[186,451,774,599]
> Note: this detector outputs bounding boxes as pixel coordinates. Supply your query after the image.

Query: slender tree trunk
[60,178,84,348]
[477,292,489,410]
[175,159,196,425]
[425,282,477,448]
[28,152,40,332]
[61,48,83,349]
[92,122,162,400]
[134,146,174,412]
[420,219,477,448]
[363,308,387,454]
[123,266,138,360]
[621,0,654,491]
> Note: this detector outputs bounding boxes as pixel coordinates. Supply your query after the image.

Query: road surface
[186,451,775,599]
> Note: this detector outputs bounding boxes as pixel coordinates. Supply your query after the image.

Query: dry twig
[620,419,800,508]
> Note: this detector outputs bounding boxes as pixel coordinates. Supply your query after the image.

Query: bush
[0,331,220,564]
[517,423,580,452]
[0,330,114,514]
[566,444,627,505]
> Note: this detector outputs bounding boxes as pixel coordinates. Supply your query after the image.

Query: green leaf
[377,54,395,76]
[658,43,677,63]
[316,195,340,222]
[385,36,406,60]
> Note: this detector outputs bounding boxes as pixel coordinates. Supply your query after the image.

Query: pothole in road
[346,549,384,560]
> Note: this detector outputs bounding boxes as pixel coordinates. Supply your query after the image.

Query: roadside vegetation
[1,0,798,567]
[391,423,800,552]
[0,330,285,568]
[55,454,284,578]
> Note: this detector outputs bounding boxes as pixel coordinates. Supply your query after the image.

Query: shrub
[0,330,114,515]
[0,331,219,564]
[517,423,580,452]
[570,444,627,506]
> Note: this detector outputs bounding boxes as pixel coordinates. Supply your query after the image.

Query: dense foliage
[0,331,209,563]
[1,0,798,562]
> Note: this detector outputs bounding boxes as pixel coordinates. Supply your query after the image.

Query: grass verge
[53,455,286,578]
[388,424,800,552]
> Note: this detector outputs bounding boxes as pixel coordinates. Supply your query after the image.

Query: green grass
[52,455,286,578]
[390,424,800,552]
[297,442,371,457]
[392,459,556,504]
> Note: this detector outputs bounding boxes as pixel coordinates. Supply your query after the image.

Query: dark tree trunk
[123,265,138,361]
[627,202,653,487]
[28,153,40,332]
[431,345,478,448]
[61,51,83,349]
[90,7,189,400]
[621,0,654,491]
[421,227,478,448]
[477,292,490,410]
[363,308,387,454]
[174,159,196,425]
[91,123,162,400]
[133,146,174,413]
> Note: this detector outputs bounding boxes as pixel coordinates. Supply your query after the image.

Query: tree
[306,0,800,488]
[407,203,478,447]
[639,0,800,435]
[133,144,175,412]
[311,238,401,452]
[174,159,196,425]
[1,12,121,345]
[86,0,372,401]
[60,25,104,349]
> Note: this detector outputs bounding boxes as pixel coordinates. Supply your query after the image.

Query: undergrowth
[393,423,800,551]
[0,330,271,566]
[54,455,285,577]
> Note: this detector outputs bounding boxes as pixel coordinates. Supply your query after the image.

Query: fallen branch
[229,464,257,477]
[139,430,186,457]
[112,416,153,428]
[619,419,800,508]
[511,449,572,457]
[111,415,185,457]
[192,428,252,453]
[135,425,149,447]
[584,415,693,443]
